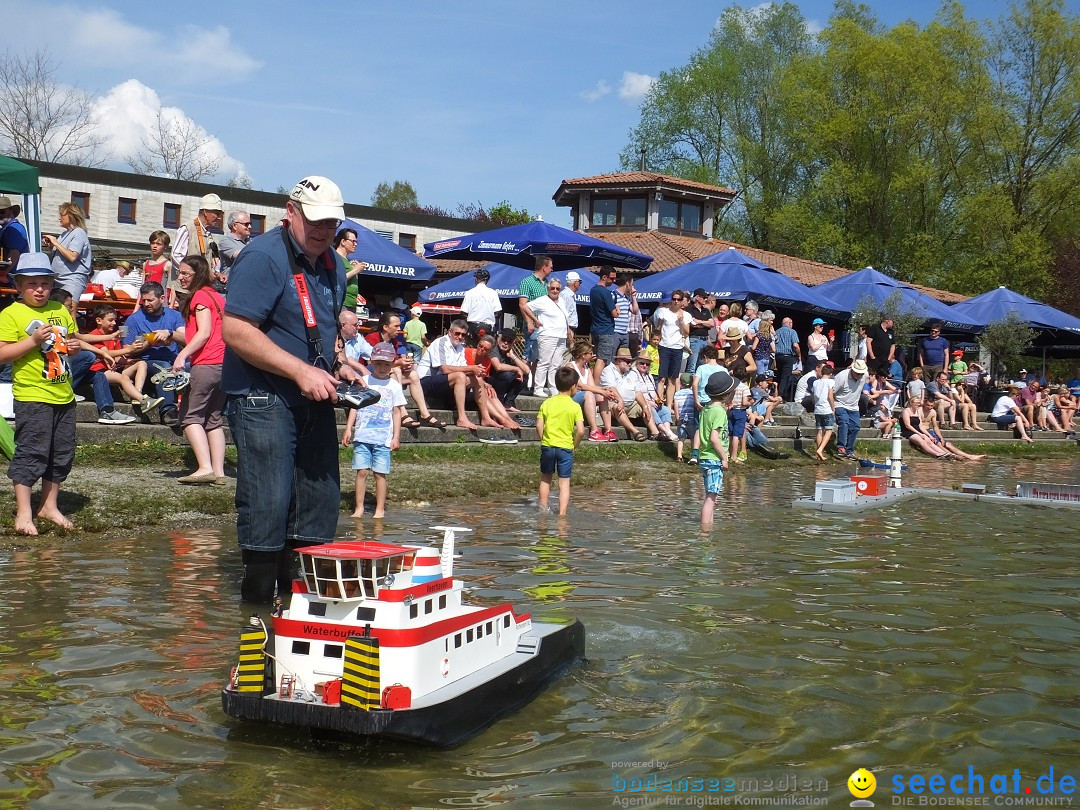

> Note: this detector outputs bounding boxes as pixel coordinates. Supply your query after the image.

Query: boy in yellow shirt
[535,366,585,515]
[0,254,81,535]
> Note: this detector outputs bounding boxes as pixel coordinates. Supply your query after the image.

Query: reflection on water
[0,458,1077,808]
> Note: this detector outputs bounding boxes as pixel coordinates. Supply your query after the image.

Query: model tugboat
[221,526,585,746]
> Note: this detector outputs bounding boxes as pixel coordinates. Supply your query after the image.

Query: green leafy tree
[847,289,925,350]
[371,180,419,210]
[620,2,813,246]
[977,313,1038,382]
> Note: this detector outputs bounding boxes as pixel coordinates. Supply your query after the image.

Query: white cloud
[618,71,655,102]
[92,80,249,184]
[579,80,612,102]
[9,2,260,84]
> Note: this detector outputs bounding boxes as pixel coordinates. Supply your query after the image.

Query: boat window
[355,606,376,621]
[486,621,493,635]
[503,615,510,628]
[409,603,418,619]
[455,633,462,648]
[308,602,326,617]
[291,641,310,655]
[476,624,483,639]
[467,629,474,643]
[439,595,447,610]
[324,644,343,659]
[424,600,433,615]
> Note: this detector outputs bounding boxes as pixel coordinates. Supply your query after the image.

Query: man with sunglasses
[222,176,359,604]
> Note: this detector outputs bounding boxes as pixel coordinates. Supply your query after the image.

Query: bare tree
[127,110,222,181]
[0,49,107,166]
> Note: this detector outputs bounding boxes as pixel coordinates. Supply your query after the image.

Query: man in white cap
[560,271,582,339]
[222,176,360,604]
[0,196,29,275]
[832,357,869,459]
[171,192,224,278]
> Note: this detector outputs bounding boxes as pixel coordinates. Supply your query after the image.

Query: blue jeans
[836,407,861,454]
[90,370,115,413]
[68,349,94,390]
[226,392,341,552]
[687,337,708,375]
[147,360,178,413]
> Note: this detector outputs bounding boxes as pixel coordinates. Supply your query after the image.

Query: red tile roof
[553,171,737,202]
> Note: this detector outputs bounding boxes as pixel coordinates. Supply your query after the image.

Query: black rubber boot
[276,547,298,599]
[241,549,279,604]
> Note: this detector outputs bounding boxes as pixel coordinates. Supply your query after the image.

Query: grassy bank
[0,438,1073,547]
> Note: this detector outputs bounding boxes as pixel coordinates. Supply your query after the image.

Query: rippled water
[0,458,1078,809]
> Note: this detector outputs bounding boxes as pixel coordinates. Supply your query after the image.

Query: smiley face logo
[848,768,877,798]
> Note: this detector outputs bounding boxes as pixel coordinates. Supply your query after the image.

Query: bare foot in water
[350,510,365,518]
[15,515,38,536]
[36,509,73,530]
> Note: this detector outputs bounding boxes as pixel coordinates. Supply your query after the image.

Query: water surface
[0,458,1077,808]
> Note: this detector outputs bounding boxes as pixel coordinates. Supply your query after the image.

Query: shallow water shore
[0,439,1074,549]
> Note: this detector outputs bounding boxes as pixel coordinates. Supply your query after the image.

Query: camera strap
[281,226,339,369]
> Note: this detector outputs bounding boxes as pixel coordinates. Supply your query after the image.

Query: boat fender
[442,657,450,678]
[382,683,412,709]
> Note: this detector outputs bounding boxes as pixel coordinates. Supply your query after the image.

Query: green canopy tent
[0,155,41,255]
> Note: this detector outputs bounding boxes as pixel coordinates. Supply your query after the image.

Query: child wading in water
[0,253,82,535]
[341,342,403,518]
[698,369,736,528]
[535,366,585,515]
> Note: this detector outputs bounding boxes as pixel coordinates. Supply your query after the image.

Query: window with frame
[71,191,90,217]
[250,214,266,236]
[117,197,137,225]
[398,232,416,251]
[590,196,647,228]
[163,203,182,229]
[659,199,703,234]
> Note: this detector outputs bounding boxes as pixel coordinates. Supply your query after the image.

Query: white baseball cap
[565,271,581,282]
[198,193,224,212]
[288,176,345,222]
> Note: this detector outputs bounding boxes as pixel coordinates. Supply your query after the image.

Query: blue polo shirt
[590,284,616,335]
[222,225,346,406]
[122,305,185,363]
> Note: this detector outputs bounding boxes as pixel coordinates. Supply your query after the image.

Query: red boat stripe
[273,604,525,647]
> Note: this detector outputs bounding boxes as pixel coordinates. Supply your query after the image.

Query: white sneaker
[74,394,86,402]
[98,410,136,425]
[141,396,164,415]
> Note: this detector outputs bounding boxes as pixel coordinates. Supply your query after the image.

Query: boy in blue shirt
[535,366,585,515]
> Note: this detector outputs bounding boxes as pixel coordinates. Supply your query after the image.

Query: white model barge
[221,527,585,746]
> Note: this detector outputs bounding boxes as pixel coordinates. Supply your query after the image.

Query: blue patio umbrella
[814,267,982,332]
[423,219,652,272]
[949,286,1080,338]
[633,246,850,319]
[341,219,436,281]
[419,264,600,305]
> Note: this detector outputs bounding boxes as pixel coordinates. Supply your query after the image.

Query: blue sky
[8,0,1076,227]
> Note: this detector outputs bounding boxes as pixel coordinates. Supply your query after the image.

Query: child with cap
[699,369,735,527]
[0,253,81,535]
[948,349,967,385]
[535,366,585,515]
[341,341,401,519]
[403,305,428,362]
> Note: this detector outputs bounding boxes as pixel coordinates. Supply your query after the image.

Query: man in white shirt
[418,318,516,431]
[91,260,135,291]
[795,359,827,406]
[559,270,582,338]
[460,267,501,345]
[832,358,868,458]
[337,310,371,379]
[597,348,653,440]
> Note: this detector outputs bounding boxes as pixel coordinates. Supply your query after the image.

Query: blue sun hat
[12,252,55,277]
[812,317,826,325]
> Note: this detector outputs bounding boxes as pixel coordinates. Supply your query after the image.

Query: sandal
[418,414,447,429]
[400,416,423,429]
[632,431,647,442]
